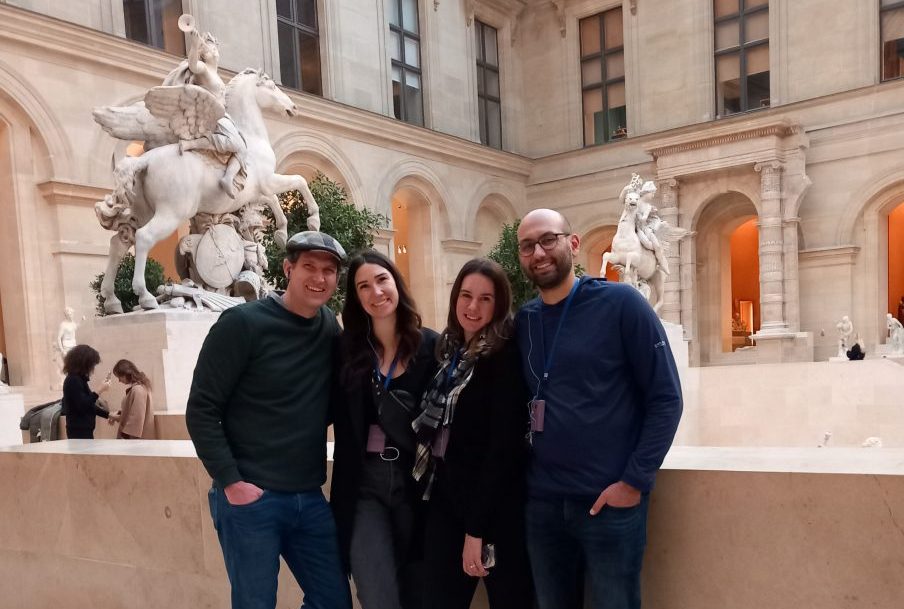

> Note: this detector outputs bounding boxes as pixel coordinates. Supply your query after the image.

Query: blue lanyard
[536,278,581,396]
[374,353,400,391]
[444,351,461,386]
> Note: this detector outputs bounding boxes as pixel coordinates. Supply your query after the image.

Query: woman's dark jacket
[431,338,530,541]
[61,374,108,434]
[330,328,439,572]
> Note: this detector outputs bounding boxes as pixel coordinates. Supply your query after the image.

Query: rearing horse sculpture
[94,69,319,313]
[601,189,668,314]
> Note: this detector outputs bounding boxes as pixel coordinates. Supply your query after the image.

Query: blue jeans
[526,495,649,609]
[208,487,352,609]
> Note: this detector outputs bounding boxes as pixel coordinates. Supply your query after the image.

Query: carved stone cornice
[441,239,483,254]
[38,181,110,206]
[645,121,802,160]
[798,245,860,268]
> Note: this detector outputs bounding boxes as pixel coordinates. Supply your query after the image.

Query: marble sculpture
[93,14,319,314]
[887,313,904,355]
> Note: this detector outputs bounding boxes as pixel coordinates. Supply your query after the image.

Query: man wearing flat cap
[188,231,352,609]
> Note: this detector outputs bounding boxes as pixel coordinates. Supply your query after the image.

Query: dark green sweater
[186,296,339,492]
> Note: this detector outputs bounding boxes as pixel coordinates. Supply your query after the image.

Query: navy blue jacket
[515,276,682,497]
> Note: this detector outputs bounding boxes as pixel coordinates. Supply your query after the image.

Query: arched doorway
[473,195,517,256]
[889,202,904,322]
[694,192,759,364]
[582,226,620,282]
[391,186,438,327]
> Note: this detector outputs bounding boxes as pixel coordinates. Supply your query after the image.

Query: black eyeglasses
[518,233,569,256]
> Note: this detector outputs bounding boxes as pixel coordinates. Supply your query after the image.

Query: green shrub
[89,254,169,316]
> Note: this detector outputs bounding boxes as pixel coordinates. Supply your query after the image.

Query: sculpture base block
[91,309,221,411]
[751,331,814,363]
[661,321,689,369]
[0,391,24,448]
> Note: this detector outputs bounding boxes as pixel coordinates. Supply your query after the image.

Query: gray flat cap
[286,231,347,263]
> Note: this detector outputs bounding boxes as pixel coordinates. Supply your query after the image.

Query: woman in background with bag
[413,258,533,609]
[331,250,438,609]
[107,359,155,439]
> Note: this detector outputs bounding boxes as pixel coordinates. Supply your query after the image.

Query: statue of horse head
[226,69,299,119]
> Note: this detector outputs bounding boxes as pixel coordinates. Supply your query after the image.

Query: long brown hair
[439,258,513,358]
[112,359,152,389]
[341,250,423,384]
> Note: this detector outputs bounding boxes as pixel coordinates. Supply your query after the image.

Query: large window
[714,0,770,117]
[123,0,185,55]
[579,8,626,146]
[475,20,502,149]
[388,0,424,126]
[277,0,322,95]
[881,0,904,81]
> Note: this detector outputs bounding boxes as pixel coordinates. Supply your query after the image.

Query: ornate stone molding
[658,178,679,208]
[550,0,566,37]
[754,160,783,196]
[798,245,861,268]
[441,238,483,254]
[38,181,110,206]
[646,122,802,160]
[630,0,637,15]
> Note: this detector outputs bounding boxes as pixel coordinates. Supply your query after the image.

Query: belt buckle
[380,446,400,462]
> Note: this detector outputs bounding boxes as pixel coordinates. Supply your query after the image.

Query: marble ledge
[3,441,902,476]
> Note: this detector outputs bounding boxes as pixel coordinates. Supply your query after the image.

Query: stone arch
[272,132,367,209]
[693,191,759,365]
[470,191,518,255]
[378,160,453,240]
[580,224,620,281]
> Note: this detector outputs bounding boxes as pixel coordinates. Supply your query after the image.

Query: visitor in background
[186,231,352,609]
[331,250,439,609]
[515,209,683,609]
[61,344,111,439]
[414,258,533,609]
[106,359,155,439]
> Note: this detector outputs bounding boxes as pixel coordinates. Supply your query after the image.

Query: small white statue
[56,307,78,357]
[886,313,904,355]
[861,437,883,448]
[836,315,854,357]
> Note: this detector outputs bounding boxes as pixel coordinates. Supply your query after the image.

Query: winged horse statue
[93,16,319,314]
[601,175,679,314]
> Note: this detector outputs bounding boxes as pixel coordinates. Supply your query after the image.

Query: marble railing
[1,442,901,609]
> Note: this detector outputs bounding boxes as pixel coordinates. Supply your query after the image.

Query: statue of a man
[836,315,854,357]
[164,17,247,198]
[887,313,904,355]
[635,181,669,274]
[56,307,78,357]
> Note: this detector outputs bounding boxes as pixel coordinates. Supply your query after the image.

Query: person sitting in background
[107,359,156,439]
[61,344,111,439]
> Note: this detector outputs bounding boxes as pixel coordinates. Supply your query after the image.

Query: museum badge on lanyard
[529,278,581,445]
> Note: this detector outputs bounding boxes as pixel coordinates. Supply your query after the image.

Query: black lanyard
[535,278,581,399]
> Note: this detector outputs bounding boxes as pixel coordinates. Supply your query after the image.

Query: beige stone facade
[2,0,904,391]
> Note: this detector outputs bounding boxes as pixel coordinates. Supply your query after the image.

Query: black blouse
[61,374,108,432]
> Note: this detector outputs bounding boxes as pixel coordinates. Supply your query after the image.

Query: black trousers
[422,494,533,609]
[66,427,94,439]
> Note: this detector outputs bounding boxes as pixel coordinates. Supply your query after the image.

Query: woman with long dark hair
[413,258,533,609]
[331,250,439,609]
[108,359,155,439]
[61,344,112,439]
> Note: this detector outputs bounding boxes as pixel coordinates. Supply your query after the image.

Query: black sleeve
[63,375,102,420]
[186,307,252,487]
[463,341,529,539]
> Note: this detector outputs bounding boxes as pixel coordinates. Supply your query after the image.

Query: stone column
[782,217,801,332]
[658,178,682,325]
[754,161,789,335]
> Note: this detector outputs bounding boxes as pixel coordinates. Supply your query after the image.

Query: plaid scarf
[411,334,489,498]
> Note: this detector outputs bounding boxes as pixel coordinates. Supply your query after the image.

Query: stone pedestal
[0,390,25,447]
[661,320,689,369]
[751,331,814,363]
[91,309,221,412]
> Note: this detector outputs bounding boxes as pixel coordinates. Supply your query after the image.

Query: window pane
[716,53,741,115]
[745,10,768,44]
[277,0,292,19]
[477,66,485,95]
[475,23,483,61]
[392,65,402,83]
[606,52,625,80]
[278,21,298,89]
[123,0,150,45]
[747,42,769,74]
[299,32,322,95]
[478,98,487,144]
[714,0,739,18]
[883,0,901,6]
[486,100,502,149]
[483,25,498,66]
[485,70,500,98]
[883,8,904,40]
[608,106,627,141]
[404,36,420,68]
[388,0,400,26]
[390,30,401,62]
[715,20,739,51]
[581,58,602,86]
[607,81,625,108]
[745,0,768,8]
[402,0,418,33]
[160,0,185,55]
[580,16,601,56]
[746,69,770,109]
[583,89,603,145]
[296,0,317,27]
[404,72,423,125]
[603,8,623,49]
